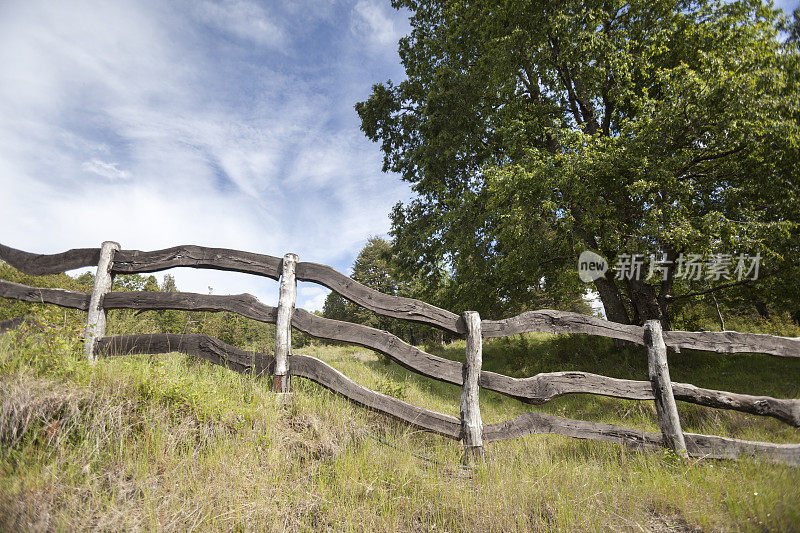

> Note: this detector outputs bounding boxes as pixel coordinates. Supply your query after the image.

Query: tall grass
[0,318,799,531]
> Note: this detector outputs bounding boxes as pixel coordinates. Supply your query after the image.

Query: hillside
[1,315,798,531]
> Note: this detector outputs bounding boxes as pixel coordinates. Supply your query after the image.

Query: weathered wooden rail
[1,242,799,466]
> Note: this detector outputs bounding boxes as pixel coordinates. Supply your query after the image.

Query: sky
[1,0,798,314]
[0,0,414,312]
[779,0,800,11]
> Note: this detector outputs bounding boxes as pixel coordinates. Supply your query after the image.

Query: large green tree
[357,0,800,326]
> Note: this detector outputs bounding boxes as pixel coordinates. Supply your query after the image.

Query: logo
[578,250,608,282]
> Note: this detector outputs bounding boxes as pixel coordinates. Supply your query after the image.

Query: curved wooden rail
[0,242,282,280]
[290,354,462,439]
[296,261,465,334]
[482,370,800,427]
[663,330,800,358]
[1,279,797,426]
[102,290,278,322]
[0,243,100,275]
[112,246,281,279]
[290,308,464,384]
[482,309,800,357]
[483,411,800,465]
[93,333,461,439]
[93,333,799,464]
[95,333,272,375]
[0,279,90,310]
[481,310,643,343]
[671,383,799,427]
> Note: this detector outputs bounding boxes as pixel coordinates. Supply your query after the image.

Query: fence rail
[1,241,799,466]
[4,243,798,356]
[91,332,800,464]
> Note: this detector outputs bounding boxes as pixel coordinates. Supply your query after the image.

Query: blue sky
[1,0,798,312]
[0,0,413,311]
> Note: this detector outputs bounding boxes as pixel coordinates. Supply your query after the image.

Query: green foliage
[373,374,410,400]
[358,0,800,325]
[323,236,397,327]
[0,262,88,332]
[322,237,447,346]
[0,263,277,354]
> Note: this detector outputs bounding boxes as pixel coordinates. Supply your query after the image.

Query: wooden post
[644,320,688,459]
[84,241,120,361]
[274,253,298,394]
[461,311,484,463]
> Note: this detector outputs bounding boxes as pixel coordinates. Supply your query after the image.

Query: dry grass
[0,325,799,531]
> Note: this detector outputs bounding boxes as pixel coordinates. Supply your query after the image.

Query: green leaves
[358,0,800,324]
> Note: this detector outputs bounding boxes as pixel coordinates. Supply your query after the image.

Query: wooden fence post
[461,311,485,463]
[644,320,688,459]
[84,241,120,361]
[274,253,298,394]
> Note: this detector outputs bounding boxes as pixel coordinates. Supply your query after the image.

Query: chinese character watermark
[612,254,645,280]
[577,251,761,282]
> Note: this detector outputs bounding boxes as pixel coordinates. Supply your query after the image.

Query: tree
[786,7,799,43]
[75,271,95,291]
[160,274,178,293]
[357,0,800,326]
[155,274,184,333]
[143,275,159,292]
[322,236,446,345]
[323,236,400,331]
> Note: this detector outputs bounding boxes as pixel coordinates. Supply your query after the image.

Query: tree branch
[675,145,748,179]
[665,272,774,301]
[548,34,584,127]
[569,69,599,134]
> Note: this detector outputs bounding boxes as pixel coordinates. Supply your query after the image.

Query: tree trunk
[627,278,668,326]
[593,274,630,324]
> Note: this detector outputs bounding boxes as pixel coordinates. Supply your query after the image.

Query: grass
[1,319,799,531]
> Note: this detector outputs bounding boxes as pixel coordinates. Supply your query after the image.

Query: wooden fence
[1,241,799,465]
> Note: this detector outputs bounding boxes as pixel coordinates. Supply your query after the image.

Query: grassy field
[1,318,799,531]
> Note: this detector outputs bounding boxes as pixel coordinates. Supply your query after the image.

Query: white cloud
[81,159,131,180]
[352,0,401,48]
[194,0,286,47]
[298,284,330,312]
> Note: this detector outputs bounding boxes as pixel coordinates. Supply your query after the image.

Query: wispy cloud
[352,0,401,48]
[0,0,411,310]
[82,159,131,180]
[193,0,287,47]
